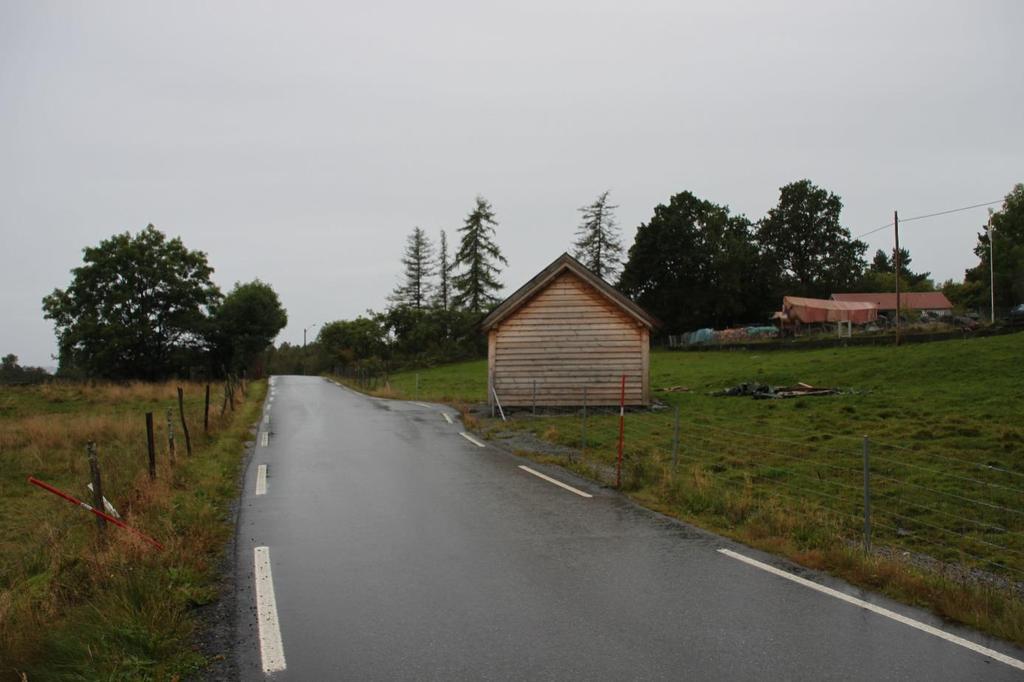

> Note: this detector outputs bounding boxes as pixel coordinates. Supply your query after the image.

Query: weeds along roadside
[0,379,264,680]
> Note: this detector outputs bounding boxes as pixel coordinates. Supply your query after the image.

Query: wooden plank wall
[492,271,648,406]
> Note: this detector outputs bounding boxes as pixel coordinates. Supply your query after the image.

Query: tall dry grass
[0,378,261,679]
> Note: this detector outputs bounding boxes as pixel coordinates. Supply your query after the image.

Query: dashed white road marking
[260,431,269,447]
[459,432,486,448]
[254,546,286,673]
[255,464,267,495]
[414,401,432,408]
[442,413,453,424]
[263,413,271,427]
[518,465,593,498]
[717,548,1024,672]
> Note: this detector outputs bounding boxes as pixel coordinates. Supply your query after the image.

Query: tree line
[42,182,1021,380]
[284,180,1023,377]
[43,225,288,380]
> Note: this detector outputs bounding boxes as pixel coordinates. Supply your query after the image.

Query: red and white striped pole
[28,476,164,550]
[616,373,625,489]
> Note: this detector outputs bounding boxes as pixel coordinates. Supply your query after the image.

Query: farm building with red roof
[831,292,953,316]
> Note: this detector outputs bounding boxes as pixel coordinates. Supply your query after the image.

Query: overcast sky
[2,1,1021,367]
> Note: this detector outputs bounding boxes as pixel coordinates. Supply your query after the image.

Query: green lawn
[348,332,1024,644]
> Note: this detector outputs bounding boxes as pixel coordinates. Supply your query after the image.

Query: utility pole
[988,213,996,325]
[303,322,318,349]
[894,210,901,346]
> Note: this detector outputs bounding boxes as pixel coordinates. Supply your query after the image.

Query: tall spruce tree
[452,196,507,313]
[572,190,623,281]
[389,227,435,310]
[434,229,452,310]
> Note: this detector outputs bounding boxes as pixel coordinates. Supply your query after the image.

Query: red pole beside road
[27,476,164,550]
[616,374,625,489]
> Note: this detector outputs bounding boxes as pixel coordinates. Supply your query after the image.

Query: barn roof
[831,292,953,310]
[481,253,659,331]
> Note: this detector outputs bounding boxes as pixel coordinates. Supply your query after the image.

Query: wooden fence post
[204,383,211,433]
[672,404,680,474]
[177,387,193,457]
[578,385,587,464]
[166,408,176,466]
[86,441,106,536]
[145,412,157,480]
[616,374,626,489]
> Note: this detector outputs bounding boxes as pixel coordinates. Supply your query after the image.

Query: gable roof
[481,253,659,331]
[831,292,953,310]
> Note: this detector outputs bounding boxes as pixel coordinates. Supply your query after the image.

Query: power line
[853,199,1002,240]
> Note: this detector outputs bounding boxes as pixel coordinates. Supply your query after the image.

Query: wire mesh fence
[483,379,1024,587]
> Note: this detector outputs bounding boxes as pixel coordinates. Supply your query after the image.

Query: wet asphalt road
[233,375,1024,680]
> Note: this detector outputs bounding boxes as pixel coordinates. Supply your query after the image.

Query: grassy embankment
[344,333,1024,645]
[0,380,263,680]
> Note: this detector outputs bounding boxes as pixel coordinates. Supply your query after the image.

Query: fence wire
[476,383,1024,587]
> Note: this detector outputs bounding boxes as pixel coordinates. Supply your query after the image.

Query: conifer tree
[572,190,623,281]
[389,227,434,310]
[434,229,452,311]
[452,196,507,313]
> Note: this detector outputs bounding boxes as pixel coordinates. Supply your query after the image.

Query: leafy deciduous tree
[619,191,767,332]
[965,184,1024,312]
[211,279,288,374]
[0,354,49,385]
[42,225,220,379]
[756,180,867,299]
[317,317,387,369]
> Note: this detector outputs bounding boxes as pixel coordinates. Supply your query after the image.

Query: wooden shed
[481,253,658,408]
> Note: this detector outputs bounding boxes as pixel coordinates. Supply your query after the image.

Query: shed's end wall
[490,271,648,407]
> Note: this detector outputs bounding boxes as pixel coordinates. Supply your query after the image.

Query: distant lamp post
[303,322,319,348]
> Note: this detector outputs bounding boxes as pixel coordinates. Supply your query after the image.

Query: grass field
[0,379,261,680]
[342,332,1024,644]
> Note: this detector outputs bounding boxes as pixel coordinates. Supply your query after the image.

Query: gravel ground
[859,542,1024,600]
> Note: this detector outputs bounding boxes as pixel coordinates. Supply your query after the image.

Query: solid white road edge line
[443,413,453,424]
[459,432,486,448]
[717,548,1024,672]
[518,465,593,498]
[414,401,432,408]
[253,546,286,673]
[260,431,269,447]
[255,464,267,495]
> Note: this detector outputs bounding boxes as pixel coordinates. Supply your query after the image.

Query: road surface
[233,375,1024,680]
